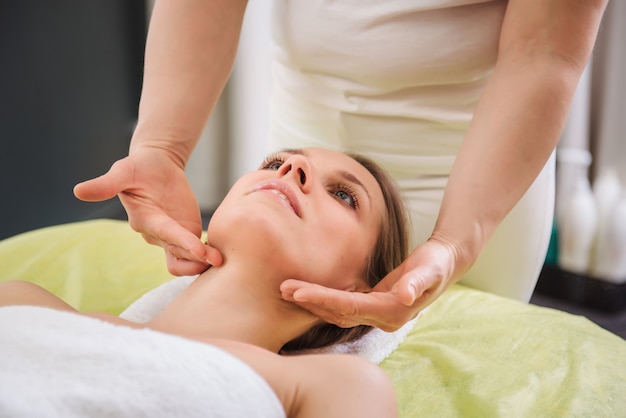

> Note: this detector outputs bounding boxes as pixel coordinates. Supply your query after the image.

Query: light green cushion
[1,220,625,416]
[384,285,626,417]
[0,219,173,313]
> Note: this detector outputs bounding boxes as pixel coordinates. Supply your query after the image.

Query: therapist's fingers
[165,249,211,277]
[166,243,223,268]
[204,245,224,267]
[133,214,222,275]
[137,216,204,255]
[281,241,458,330]
[281,280,416,331]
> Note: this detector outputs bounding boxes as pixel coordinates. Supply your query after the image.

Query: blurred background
[0,0,624,241]
[0,0,271,240]
[1,1,146,239]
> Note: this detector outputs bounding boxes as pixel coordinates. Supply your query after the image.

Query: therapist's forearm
[130,0,248,167]
[431,57,572,272]
[430,0,606,276]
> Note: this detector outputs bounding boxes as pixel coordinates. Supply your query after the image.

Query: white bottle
[589,168,622,278]
[555,148,593,225]
[558,174,598,274]
[592,191,626,283]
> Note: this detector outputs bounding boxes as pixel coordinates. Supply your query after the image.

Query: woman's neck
[145,260,319,353]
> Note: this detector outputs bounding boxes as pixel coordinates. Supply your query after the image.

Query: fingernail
[293,291,308,303]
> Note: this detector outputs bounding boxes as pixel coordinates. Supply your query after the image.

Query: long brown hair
[281,153,410,352]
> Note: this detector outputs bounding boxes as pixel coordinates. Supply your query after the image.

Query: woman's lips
[251,180,302,218]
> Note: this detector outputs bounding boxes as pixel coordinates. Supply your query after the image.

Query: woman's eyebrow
[281,148,304,156]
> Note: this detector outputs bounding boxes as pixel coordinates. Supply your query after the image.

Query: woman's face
[208,148,386,291]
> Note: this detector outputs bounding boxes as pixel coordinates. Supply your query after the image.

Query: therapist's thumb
[396,272,428,306]
[74,162,128,202]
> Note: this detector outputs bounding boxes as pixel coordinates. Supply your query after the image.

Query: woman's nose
[278,155,313,193]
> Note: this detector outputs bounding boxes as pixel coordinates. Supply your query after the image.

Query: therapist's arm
[130,0,248,164]
[75,0,248,275]
[431,0,608,276]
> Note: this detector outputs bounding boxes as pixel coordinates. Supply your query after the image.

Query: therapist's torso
[268,0,507,179]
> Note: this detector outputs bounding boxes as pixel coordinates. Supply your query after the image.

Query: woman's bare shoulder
[208,341,398,418]
[0,280,76,311]
[283,353,399,418]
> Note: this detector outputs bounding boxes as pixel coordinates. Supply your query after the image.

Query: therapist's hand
[280,240,462,332]
[73,148,223,276]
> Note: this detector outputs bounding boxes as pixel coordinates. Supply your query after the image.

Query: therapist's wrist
[129,129,195,170]
[427,225,484,282]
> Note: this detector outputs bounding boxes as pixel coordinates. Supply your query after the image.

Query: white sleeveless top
[268,0,507,181]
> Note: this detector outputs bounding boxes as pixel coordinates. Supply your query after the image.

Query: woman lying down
[0,148,410,417]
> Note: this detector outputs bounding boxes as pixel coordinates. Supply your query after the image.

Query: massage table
[1,220,625,417]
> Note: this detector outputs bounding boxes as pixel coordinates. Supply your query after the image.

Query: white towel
[121,276,423,365]
[0,305,286,418]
